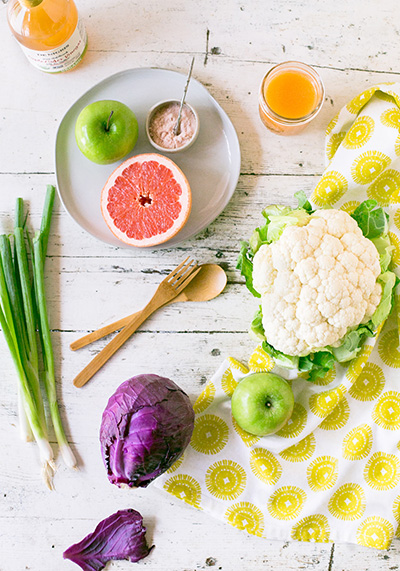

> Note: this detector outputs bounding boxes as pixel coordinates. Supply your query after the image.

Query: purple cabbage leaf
[63,508,153,571]
[100,374,195,488]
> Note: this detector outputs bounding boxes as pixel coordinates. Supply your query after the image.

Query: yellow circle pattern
[386,90,400,106]
[346,89,375,114]
[367,169,400,206]
[250,448,282,485]
[267,486,307,521]
[307,456,339,491]
[221,368,238,396]
[193,382,216,414]
[166,453,185,474]
[388,232,400,266]
[375,89,396,103]
[378,329,400,367]
[342,424,373,461]
[325,112,339,136]
[393,495,400,537]
[225,502,264,537]
[340,200,360,215]
[190,414,229,454]
[319,397,350,431]
[343,116,375,150]
[228,357,249,374]
[164,474,202,508]
[291,514,331,543]
[279,434,316,463]
[356,517,394,549]
[326,132,346,160]
[276,402,307,438]
[351,151,391,185]
[346,345,373,382]
[328,483,366,521]
[205,459,247,500]
[312,171,348,207]
[309,385,346,418]
[393,494,400,521]
[248,345,274,373]
[364,452,400,490]
[394,209,400,232]
[348,362,386,401]
[312,366,336,387]
[396,134,400,157]
[231,416,260,447]
[381,108,400,130]
[372,391,400,430]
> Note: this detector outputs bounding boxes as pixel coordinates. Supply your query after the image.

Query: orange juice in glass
[259,61,325,135]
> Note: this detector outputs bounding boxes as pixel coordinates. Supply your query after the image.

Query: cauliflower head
[252,208,382,356]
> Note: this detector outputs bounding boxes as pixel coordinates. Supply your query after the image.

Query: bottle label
[19,19,87,73]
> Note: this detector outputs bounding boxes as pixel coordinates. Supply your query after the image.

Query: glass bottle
[7,0,88,73]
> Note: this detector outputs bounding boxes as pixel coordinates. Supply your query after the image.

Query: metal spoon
[173,56,195,136]
[70,264,227,350]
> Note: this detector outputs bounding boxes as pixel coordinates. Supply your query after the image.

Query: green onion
[32,232,77,469]
[12,199,33,441]
[0,249,54,487]
[0,185,76,487]
[14,228,48,428]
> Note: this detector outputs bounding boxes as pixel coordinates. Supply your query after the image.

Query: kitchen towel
[155,83,400,549]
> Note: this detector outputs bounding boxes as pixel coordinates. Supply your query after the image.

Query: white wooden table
[1,1,400,569]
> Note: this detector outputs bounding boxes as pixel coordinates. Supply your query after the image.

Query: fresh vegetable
[63,509,153,570]
[0,186,76,487]
[238,195,397,381]
[32,234,76,469]
[100,374,195,487]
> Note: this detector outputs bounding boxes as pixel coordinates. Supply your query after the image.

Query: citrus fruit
[101,153,191,247]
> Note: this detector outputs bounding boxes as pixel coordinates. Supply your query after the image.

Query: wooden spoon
[70,264,227,351]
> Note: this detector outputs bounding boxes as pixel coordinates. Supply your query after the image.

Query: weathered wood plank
[0,172,318,260]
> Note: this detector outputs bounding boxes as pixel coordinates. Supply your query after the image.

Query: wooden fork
[73,257,200,388]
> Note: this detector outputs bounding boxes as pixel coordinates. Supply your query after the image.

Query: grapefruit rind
[101,153,192,247]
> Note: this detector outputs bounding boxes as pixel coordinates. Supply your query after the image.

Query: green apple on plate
[75,100,138,165]
[231,372,294,436]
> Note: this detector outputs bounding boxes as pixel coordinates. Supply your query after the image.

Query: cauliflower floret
[313,208,361,238]
[252,244,276,296]
[253,207,382,356]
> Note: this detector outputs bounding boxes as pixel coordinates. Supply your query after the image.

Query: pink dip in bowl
[147,101,198,151]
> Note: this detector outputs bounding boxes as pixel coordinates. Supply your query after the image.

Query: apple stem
[105,110,114,132]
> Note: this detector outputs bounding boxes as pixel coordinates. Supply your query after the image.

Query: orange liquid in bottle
[264,71,319,120]
[7,0,87,72]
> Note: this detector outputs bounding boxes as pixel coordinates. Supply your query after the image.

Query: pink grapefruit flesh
[101,153,192,247]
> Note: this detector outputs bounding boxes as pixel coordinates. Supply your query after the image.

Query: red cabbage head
[100,374,195,487]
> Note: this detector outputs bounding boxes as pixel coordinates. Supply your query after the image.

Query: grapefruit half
[101,153,191,247]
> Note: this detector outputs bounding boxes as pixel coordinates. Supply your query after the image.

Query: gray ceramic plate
[55,67,241,249]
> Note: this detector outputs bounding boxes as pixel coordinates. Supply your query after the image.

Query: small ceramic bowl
[146,99,200,153]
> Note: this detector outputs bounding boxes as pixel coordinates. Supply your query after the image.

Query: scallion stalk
[32,234,77,469]
[0,256,54,487]
[14,228,47,431]
[12,198,33,441]
[0,234,32,442]
[0,185,76,486]
[40,185,55,263]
